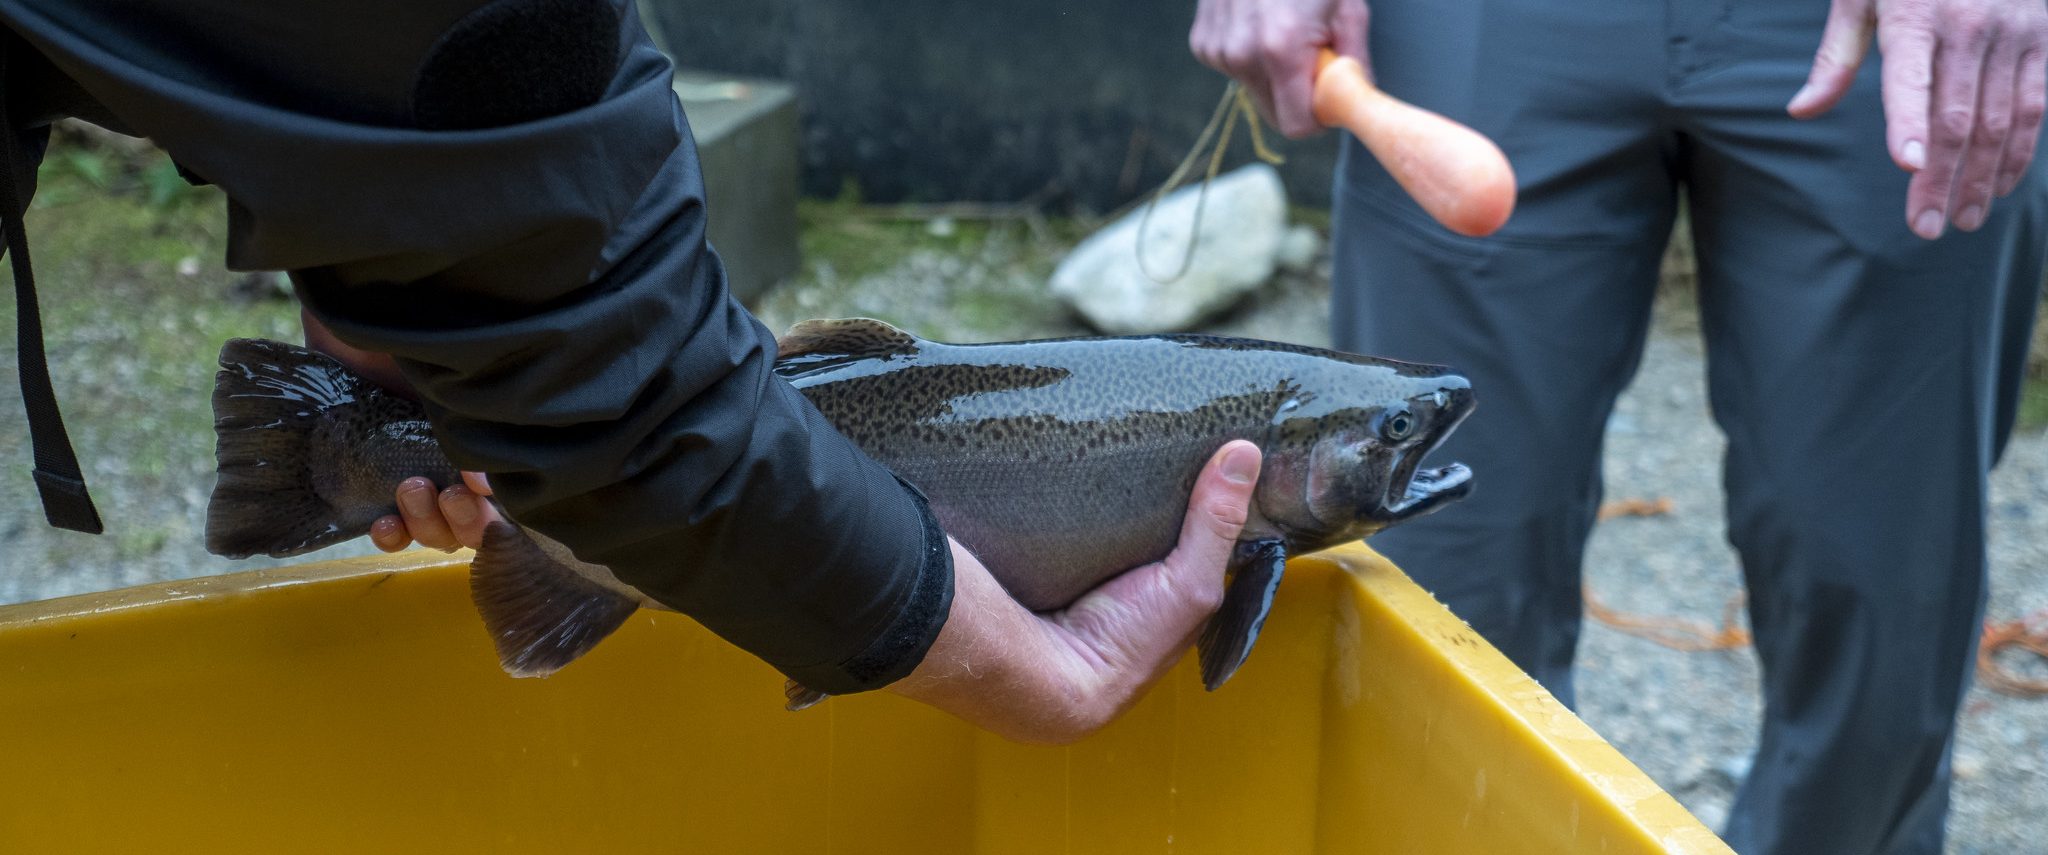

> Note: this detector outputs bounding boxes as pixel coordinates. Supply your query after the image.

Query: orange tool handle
[1312,49,1516,237]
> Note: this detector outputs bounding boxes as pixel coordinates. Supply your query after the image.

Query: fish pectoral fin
[469,521,640,678]
[774,318,923,377]
[784,680,830,712]
[1196,538,1288,692]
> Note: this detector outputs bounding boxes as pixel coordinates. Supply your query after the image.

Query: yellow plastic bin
[0,543,1729,853]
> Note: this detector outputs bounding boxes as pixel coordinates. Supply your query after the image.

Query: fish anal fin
[784,680,829,711]
[1196,538,1287,691]
[469,521,639,678]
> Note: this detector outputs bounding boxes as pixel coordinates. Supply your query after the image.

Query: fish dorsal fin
[776,318,921,361]
[469,521,640,678]
[774,318,926,381]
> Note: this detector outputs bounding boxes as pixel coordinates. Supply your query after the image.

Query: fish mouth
[1382,461,1473,521]
[1375,400,1475,522]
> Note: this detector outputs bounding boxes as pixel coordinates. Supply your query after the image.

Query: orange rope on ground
[1572,492,1736,647]
[1586,497,2048,698]
[1585,497,1749,651]
[1583,586,1752,652]
[1596,497,1675,520]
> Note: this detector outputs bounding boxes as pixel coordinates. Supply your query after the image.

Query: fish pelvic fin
[1196,538,1288,691]
[207,338,381,559]
[470,520,640,678]
[774,318,922,377]
[784,680,830,711]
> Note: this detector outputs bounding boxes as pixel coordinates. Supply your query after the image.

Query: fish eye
[1381,409,1416,442]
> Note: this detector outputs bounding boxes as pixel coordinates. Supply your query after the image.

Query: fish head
[1282,367,1475,542]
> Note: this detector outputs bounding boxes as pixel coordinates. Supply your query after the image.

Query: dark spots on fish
[366,572,397,592]
[797,363,1072,449]
[774,323,1472,648]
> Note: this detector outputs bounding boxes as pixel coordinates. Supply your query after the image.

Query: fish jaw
[1365,379,1476,526]
[1377,461,1474,522]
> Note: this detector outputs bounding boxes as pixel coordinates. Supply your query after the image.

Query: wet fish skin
[779,323,1475,611]
[206,323,1475,699]
[207,338,461,561]
[777,320,1474,702]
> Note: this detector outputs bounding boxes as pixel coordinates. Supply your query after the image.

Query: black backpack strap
[1,33,102,534]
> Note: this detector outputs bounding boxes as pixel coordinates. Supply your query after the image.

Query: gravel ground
[3,201,2041,850]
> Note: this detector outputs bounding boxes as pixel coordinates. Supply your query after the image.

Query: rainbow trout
[207,320,1474,704]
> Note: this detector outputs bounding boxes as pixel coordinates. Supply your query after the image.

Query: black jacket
[0,0,950,694]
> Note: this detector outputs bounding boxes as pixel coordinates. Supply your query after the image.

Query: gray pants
[1333,2,2046,853]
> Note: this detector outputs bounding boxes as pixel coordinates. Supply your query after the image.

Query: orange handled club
[1312,49,1516,237]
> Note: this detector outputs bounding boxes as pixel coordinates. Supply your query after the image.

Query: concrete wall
[641,0,1339,209]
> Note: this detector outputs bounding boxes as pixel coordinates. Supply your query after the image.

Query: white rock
[1274,224,1322,273]
[1953,749,1986,781]
[1050,163,1287,334]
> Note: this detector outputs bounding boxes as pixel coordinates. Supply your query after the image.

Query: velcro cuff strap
[33,468,104,534]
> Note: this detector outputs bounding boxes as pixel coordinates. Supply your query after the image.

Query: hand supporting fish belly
[205,321,1475,732]
[879,442,1268,745]
[774,320,1475,704]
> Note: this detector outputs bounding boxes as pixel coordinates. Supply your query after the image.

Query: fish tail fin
[784,680,829,711]
[1196,539,1288,691]
[207,338,378,558]
[470,521,640,678]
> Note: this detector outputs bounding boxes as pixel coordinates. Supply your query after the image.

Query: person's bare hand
[369,471,503,553]
[1190,0,1369,138]
[887,441,1263,745]
[299,308,502,552]
[1789,0,2048,238]
[301,306,414,394]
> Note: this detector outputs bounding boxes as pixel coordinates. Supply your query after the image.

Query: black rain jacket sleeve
[0,0,952,694]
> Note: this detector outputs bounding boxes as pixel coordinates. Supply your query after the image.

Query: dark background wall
[641,0,1339,210]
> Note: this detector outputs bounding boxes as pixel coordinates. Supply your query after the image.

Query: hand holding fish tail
[305,310,507,553]
[370,472,502,553]
[885,442,1262,745]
